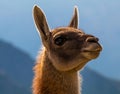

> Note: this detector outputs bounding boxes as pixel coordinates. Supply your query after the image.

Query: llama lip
[83,48,102,52]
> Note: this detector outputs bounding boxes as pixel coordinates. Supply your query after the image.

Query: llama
[32,5,102,94]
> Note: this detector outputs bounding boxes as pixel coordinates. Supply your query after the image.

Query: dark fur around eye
[54,36,67,46]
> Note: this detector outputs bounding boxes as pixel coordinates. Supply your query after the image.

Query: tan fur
[32,5,102,94]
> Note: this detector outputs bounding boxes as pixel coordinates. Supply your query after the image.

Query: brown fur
[32,5,102,94]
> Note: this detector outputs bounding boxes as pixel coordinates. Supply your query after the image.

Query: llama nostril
[86,37,99,43]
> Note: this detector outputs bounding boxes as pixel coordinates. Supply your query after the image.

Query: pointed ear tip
[74,5,78,10]
[33,5,44,17]
[73,6,79,15]
[33,5,39,11]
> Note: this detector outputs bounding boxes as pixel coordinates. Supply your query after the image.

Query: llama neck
[33,51,81,94]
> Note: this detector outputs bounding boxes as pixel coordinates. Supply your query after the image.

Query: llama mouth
[83,49,102,52]
[81,47,102,60]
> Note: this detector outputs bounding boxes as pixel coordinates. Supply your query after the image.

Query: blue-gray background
[0,0,120,82]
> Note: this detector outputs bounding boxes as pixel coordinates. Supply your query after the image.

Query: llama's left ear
[69,6,79,29]
[33,5,51,48]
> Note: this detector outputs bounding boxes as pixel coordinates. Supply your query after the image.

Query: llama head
[33,5,102,72]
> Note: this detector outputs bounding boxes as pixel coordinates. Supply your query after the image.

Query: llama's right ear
[69,6,79,29]
[33,5,50,47]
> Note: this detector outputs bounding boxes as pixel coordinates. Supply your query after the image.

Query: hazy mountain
[0,71,31,94]
[0,40,120,94]
[81,68,120,94]
[0,40,34,89]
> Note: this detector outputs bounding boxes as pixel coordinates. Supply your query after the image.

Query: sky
[0,0,120,80]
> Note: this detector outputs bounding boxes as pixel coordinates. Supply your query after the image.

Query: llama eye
[54,36,67,46]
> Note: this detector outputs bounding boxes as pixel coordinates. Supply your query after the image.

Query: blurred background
[0,0,120,94]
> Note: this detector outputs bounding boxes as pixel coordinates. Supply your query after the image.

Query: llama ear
[33,5,50,47]
[69,6,79,29]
